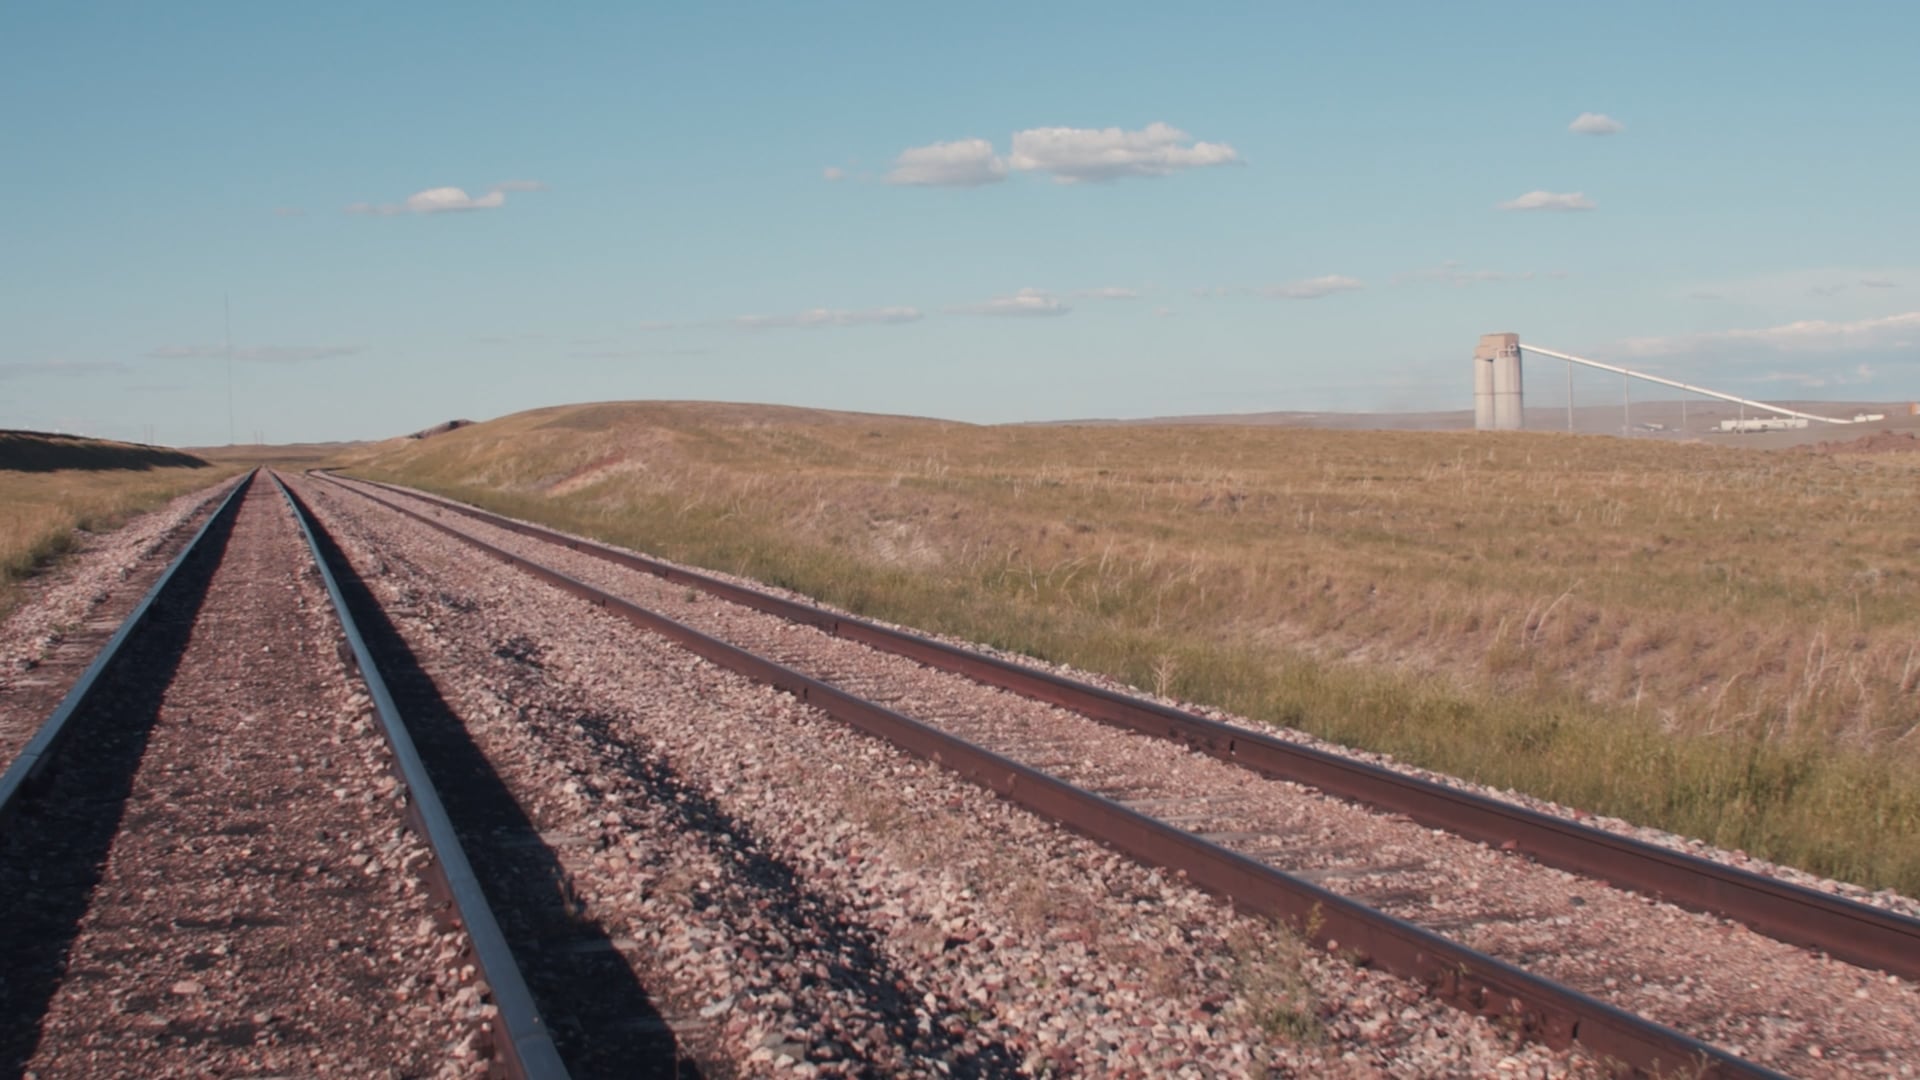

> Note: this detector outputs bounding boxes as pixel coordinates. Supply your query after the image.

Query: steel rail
[322,473,1788,1079]
[325,472,1920,984]
[271,473,569,1080]
[0,471,254,827]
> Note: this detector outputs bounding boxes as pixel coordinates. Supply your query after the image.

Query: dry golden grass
[2,438,223,607]
[352,401,1920,893]
[0,433,343,614]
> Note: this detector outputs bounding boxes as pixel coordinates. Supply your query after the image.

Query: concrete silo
[1473,332,1523,431]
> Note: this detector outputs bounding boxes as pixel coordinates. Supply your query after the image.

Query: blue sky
[3,2,1917,445]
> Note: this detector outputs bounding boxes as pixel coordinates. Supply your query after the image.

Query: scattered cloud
[822,166,846,182]
[733,306,924,330]
[347,180,546,216]
[1498,190,1595,212]
[1672,268,1916,307]
[1748,365,1879,390]
[1008,122,1239,183]
[1569,112,1624,135]
[949,288,1072,317]
[1394,261,1565,287]
[1258,275,1365,300]
[0,359,128,380]
[273,206,306,218]
[1153,306,1176,318]
[881,122,1237,187]
[1753,370,1835,388]
[1622,311,1920,357]
[569,347,712,359]
[883,138,1007,187]
[1074,286,1141,300]
[147,344,368,364]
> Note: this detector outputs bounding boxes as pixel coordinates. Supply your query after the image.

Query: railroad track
[310,470,1920,1078]
[0,472,567,1078]
[0,479,234,773]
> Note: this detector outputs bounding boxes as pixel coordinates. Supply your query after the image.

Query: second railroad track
[302,470,1920,1078]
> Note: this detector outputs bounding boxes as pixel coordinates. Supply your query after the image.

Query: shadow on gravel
[0,487,242,1076]
[571,711,1025,1078]
[298,515,702,1080]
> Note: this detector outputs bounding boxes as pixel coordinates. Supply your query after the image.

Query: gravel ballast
[298,475,1599,1077]
[324,475,1920,1077]
[0,481,484,1077]
[0,478,233,774]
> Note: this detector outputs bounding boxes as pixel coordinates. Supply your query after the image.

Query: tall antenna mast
[224,293,235,446]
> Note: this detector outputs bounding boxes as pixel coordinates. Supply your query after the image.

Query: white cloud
[273,206,306,218]
[883,138,1007,187]
[1007,122,1239,183]
[148,344,369,364]
[1622,311,1920,357]
[1259,275,1365,300]
[1672,268,1916,307]
[1569,112,1624,135]
[822,166,846,182]
[1498,190,1596,212]
[405,187,505,213]
[949,288,1071,317]
[570,347,712,359]
[1074,286,1141,300]
[1754,370,1833,388]
[733,307,924,330]
[0,360,128,380]
[347,182,543,216]
[1394,261,1565,287]
[1153,306,1175,318]
[1748,366,1878,389]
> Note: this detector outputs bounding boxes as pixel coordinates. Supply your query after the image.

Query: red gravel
[296,474,1598,1077]
[325,474,1920,1077]
[1,481,483,1077]
[0,478,232,775]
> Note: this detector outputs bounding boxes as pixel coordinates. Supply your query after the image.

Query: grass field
[351,401,1920,895]
[0,432,319,616]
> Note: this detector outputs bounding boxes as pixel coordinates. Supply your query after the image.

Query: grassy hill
[0,430,210,472]
[0,432,243,610]
[351,400,1920,894]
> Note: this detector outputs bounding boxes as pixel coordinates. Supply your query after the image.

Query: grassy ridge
[355,401,1920,894]
[0,433,264,614]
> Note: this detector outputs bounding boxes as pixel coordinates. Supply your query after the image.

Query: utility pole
[224,293,235,446]
[1565,360,1573,433]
